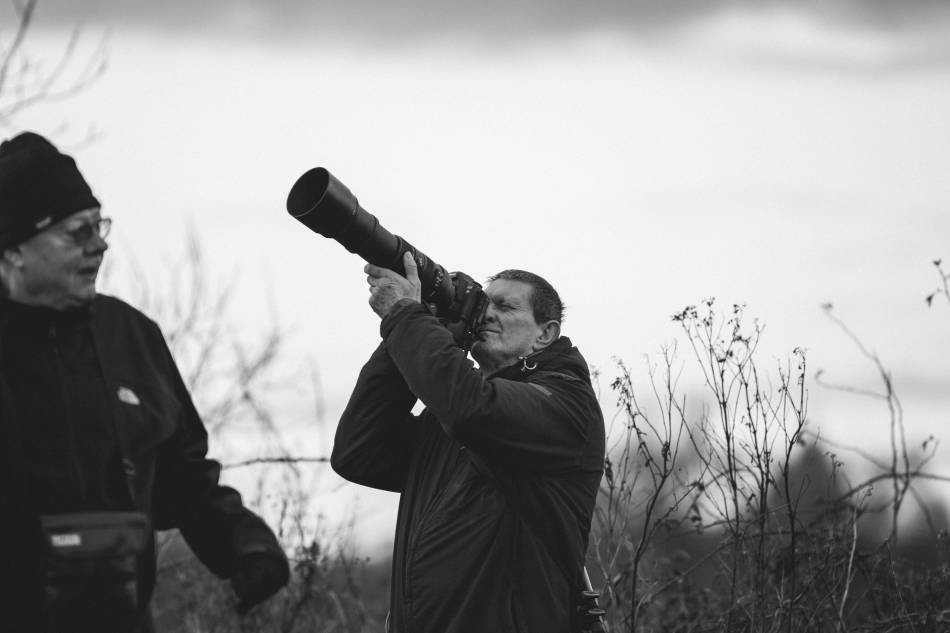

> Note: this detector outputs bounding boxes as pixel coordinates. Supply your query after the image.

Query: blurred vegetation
[588,298,950,633]
[152,530,389,633]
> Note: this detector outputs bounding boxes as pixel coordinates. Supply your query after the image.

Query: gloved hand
[231,551,290,615]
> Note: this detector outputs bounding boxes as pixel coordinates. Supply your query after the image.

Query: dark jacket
[332,302,605,633]
[0,294,287,632]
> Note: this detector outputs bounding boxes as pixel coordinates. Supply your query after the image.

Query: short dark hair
[487,269,564,324]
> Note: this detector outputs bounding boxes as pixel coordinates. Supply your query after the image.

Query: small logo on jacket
[117,386,141,405]
[51,533,82,548]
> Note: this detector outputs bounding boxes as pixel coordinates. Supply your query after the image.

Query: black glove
[231,552,290,615]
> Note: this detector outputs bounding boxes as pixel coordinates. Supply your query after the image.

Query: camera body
[286,168,488,350]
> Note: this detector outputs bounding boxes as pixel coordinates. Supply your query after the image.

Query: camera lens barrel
[286,167,456,311]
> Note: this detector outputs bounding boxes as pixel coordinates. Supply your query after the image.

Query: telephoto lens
[286,167,457,312]
[286,167,489,349]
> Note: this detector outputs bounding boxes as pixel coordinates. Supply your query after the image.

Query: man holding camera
[332,252,606,633]
[0,132,289,632]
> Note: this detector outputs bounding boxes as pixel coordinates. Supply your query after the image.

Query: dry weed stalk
[592,298,949,633]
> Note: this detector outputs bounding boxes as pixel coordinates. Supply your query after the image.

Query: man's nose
[84,233,109,255]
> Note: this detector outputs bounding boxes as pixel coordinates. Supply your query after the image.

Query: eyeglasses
[63,217,112,246]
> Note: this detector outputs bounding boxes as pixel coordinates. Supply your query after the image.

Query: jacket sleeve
[381,302,596,473]
[330,340,419,492]
[149,334,287,579]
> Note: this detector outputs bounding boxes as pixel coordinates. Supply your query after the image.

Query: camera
[286,167,488,350]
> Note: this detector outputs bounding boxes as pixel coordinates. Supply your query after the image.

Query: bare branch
[222,456,331,470]
[0,0,36,95]
[925,258,950,311]
[0,0,108,124]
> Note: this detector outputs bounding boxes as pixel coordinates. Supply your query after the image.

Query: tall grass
[589,298,950,633]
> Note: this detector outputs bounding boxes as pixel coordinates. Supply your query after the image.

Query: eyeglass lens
[68,218,112,244]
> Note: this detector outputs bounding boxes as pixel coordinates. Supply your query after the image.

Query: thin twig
[223,456,331,470]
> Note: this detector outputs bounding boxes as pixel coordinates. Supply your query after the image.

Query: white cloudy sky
[4,0,950,550]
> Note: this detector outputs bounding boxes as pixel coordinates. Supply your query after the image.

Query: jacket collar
[489,336,591,383]
[0,295,93,333]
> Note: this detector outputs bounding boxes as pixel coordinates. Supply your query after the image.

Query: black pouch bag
[40,511,149,622]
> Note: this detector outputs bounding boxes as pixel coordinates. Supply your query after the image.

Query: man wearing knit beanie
[0,131,102,251]
[0,131,107,309]
[0,132,290,632]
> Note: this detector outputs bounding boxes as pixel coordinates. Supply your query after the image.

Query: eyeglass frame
[62,217,112,247]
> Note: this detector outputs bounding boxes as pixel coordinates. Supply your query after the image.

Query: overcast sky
[4,0,950,551]
[22,0,950,31]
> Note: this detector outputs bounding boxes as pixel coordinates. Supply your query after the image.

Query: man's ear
[0,249,21,290]
[534,320,561,351]
[1,247,22,268]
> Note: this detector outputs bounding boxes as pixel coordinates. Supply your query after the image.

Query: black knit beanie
[0,131,100,250]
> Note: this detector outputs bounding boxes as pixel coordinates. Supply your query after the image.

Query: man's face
[5,207,108,309]
[471,278,543,373]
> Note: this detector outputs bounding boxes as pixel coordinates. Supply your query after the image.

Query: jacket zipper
[49,323,88,503]
[88,325,138,507]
